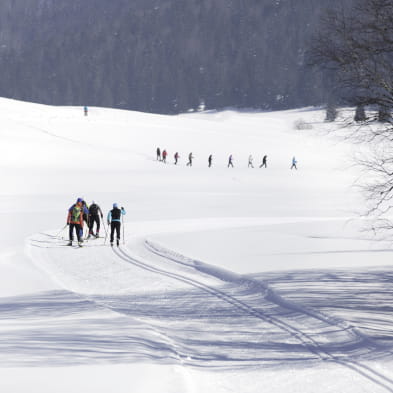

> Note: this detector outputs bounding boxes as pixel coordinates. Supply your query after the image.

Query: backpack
[111,208,121,220]
[71,205,82,222]
[89,204,98,215]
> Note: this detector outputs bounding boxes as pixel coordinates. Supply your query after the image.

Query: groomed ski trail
[25,229,393,392]
[114,239,393,392]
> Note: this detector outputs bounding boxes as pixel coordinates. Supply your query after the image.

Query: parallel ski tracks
[112,243,393,392]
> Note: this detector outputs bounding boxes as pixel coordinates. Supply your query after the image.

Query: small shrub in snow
[294,118,313,130]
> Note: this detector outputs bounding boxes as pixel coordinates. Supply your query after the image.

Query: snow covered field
[0,98,392,392]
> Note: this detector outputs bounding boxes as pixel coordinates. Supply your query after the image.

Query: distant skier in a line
[107,203,126,247]
[187,152,194,167]
[156,147,161,161]
[248,154,254,168]
[88,201,103,239]
[228,154,234,168]
[162,149,168,163]
[260,155,267,168]
[67,198,84,247]
[174,152,179,165]
[84,106,88,116]
[291,156,298,170]
[208,154,213,168]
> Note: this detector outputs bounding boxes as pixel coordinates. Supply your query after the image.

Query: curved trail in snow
[112,239,393,392]
[25,221,393,391]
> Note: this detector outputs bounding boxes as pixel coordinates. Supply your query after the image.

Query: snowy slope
[0,98,392,393]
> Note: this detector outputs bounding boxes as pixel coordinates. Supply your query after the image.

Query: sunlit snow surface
[0,99,392,392]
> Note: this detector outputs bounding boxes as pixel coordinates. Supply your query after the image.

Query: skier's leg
[115,222,121,245]
[76,224,82,242]
[96,216,100,235]
[110,223,115,244]
[88,217,94,235]
[69,224,75,242]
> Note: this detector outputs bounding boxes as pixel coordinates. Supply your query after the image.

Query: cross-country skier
[228,154,234,168]
[291,156,298,170]
[84,106,88,116]
[68,198,89,242]
[156,147,161,161]
[88,201,103,239]
[248,154,254,168]
[162,149,167,163]
[107,203,126,247]
[208,154,213,168]
[186,152,194,167]
[260,155,267,168]
[174,152,179,165]
[66,198,84,246]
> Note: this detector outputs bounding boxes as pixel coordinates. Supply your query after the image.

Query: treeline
[0,0,347,114]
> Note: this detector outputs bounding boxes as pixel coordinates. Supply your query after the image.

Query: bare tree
[309,0,393,231]
[309,0,393,121]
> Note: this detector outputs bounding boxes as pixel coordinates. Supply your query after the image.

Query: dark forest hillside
[0,0,347,113]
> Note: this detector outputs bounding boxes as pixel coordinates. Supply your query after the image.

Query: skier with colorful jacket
[162,149,168,163]
[66,198,84,246]
[88,201,103,239]
[107,203,126,247]
[68,198,89,241]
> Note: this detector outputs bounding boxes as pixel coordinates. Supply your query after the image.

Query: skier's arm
[98,206,103,218]
[107,211,112,224]
[67,210,71,224]
[121,207,126,215]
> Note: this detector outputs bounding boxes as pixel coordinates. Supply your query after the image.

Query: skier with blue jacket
[291,156,298,170]
[107,203,126,246]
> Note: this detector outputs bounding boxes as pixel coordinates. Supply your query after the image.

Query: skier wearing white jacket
[248,155,254,168]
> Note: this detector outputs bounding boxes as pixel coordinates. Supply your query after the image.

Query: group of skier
[156,147,297,169]
[66,198,126,247]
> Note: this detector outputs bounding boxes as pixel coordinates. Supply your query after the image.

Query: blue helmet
[113,203,118,208]
[77,197,83,203]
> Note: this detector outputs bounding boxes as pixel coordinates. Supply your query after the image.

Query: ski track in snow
[141,240,393,392]
[4,225,390,391]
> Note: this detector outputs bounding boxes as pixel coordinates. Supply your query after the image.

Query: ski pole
[104,220,109,245]
[122,214,125,245]
[56,224,68,239]
[102,216,108,238]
